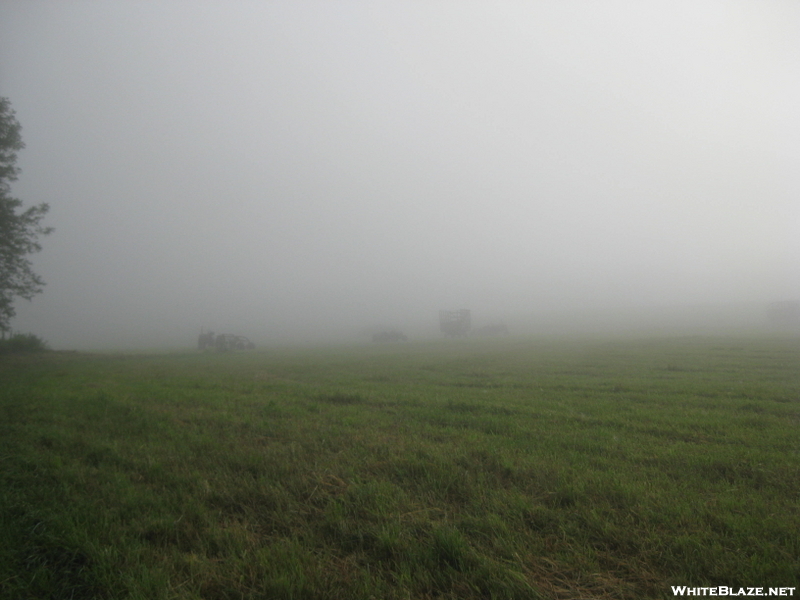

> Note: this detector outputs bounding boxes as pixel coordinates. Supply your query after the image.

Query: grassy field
[1,336,798,599]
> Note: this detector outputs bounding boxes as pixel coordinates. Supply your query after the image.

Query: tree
[0,97,52,334]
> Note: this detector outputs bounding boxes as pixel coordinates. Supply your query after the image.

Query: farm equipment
[439,309,471,337]
[197,330,255,351]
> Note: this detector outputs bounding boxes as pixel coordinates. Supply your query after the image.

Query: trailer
[439,309,471,337]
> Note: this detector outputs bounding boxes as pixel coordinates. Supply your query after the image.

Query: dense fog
[1,2,798,349]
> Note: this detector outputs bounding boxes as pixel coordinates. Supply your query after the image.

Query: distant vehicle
[198,330,255,351]
[439,309,471,337]
[197,330,215,350]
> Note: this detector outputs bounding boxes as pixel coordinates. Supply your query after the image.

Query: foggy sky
[1,1,798,348]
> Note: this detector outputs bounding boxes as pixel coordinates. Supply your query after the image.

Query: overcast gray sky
[1,1,798,348]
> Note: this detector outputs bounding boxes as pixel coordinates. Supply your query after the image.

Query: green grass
[1,336,798,599]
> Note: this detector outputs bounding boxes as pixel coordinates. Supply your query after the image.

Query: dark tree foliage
[0,97,52,333]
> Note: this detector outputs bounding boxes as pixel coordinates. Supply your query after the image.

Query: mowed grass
[1,336,798,599]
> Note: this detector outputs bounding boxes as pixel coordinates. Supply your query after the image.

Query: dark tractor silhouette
[198,330,255,351]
